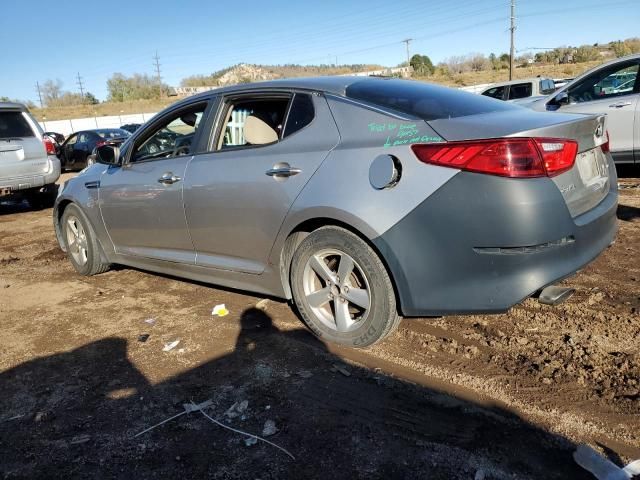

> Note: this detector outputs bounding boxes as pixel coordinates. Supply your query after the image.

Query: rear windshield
[345,79,518,121]
[0,111,34,139]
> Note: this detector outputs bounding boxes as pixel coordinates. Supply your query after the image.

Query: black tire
[60,203,110,276]
[290,226,400,347]
[25,184,58,210]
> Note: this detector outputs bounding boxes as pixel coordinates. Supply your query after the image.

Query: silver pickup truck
[0,102,60,208]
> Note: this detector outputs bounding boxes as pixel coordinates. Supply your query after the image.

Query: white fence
[225,110,249,145]
[38,112,158,136]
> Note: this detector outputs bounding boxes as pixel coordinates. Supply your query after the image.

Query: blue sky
[1,0,638,103]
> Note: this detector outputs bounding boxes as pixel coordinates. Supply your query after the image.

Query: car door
[548,59,640,164]
[61,133,78,166]
[183,91,340,274]
[75,132,93,165]
[98,100,211,263]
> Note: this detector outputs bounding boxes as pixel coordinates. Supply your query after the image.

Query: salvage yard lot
[0,174,638,479]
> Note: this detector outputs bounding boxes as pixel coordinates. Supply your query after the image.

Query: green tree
[410,54,435,76]
[612,40,631,57]
[573,45,600,63]
[107,73,167,101]
[84,92,99,105]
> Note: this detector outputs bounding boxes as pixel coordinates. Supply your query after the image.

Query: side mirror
[555,91,569,106]
[95,145,121,166]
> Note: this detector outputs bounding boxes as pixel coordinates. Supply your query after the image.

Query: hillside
[180,63,386,87]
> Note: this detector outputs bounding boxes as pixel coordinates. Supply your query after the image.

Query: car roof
[0,102,28,112]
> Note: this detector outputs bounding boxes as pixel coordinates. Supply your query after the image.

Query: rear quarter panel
[269,94,460,265]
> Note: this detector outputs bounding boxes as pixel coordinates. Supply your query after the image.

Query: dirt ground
[0,172,638,479]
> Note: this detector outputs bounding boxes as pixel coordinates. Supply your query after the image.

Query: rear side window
[508,83,532,100]
[482,86,506,99]
[346,79,517,121]
[284,93,315,137]
[0,112,34,139]
[218,97,290,150]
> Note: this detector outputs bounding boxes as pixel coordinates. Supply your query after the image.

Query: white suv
[0,102,60,208]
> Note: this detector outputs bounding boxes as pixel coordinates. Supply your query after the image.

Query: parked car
[120,123,142,134]
[0,102,60,208]
[43,131,65,145]
[58,128,130,171]
[525,54,640,165]
[54,77,617,347]
[481,77,557,101]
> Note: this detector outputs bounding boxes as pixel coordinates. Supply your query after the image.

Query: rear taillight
[600,130,610,153]
[411,137,578,178]
[42,136,56,155]
[95,140,106,148]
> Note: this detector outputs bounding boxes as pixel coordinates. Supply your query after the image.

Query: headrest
[244,114,278,145]
[180,112,198,127]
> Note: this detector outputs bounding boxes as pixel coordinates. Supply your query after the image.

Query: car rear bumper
[0,156,61,194]
[373,170,618,316]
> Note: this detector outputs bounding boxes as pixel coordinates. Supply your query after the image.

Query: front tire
[61,204,110,276]
[290,226,400,347]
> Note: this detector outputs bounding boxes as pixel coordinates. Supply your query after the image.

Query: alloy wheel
[65,215,88,266]
[302,249,371,332]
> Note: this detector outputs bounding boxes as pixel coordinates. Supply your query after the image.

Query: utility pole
[509,0,516,80]
[35,81,43,108]
[402,38,413,67]
[153,51,163,98]
[76,72,85,99]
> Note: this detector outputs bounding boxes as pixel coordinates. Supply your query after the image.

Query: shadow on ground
[617,204,640,222]
[0,309,592,479]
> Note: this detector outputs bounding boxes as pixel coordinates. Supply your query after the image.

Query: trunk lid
[428,110,610,217]
[0,110,49,182]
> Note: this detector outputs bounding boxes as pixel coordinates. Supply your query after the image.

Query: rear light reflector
[42,136,56,155]
[411,137,578,178]
[600,130,610,153]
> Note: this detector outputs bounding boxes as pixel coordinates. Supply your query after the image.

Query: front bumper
[373,170,618,316]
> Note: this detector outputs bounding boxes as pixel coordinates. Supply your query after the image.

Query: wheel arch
[53,199,74,252]
[54,199,110,265]
[277,214,404,312]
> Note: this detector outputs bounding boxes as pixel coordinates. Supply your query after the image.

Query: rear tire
[61,203,110,276]
[290,226,400,347]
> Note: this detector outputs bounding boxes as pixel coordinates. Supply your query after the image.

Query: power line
[153,51,163,97]
[402,38,413,67]
[509,0,516,80]
[35,81,43,108]
[76,72,85,99]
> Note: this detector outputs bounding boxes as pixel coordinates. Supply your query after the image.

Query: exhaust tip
[537,285,575,306]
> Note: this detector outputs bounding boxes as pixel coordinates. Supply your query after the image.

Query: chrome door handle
[158,172,181,184]
[608,101,632,108]
[266,164,302,178]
